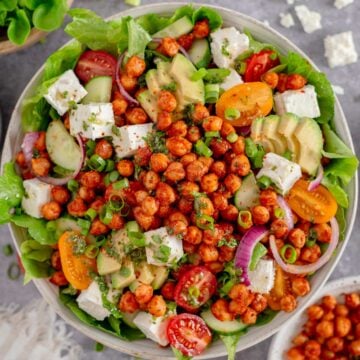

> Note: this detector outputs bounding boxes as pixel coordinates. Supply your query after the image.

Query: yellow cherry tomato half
[216,82,273,127]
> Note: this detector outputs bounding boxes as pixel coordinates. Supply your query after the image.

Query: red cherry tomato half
[75,50,117,84]
[174,266,217,312]
[244,50,280,82]
[167,314,212,357]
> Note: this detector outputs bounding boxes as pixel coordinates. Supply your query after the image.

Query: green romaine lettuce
[321,175,349,208]
[127,18,152,59]
[7,9,31,45]
[219,332,245,360]
[20,240,53,262]
[21,256,52,284]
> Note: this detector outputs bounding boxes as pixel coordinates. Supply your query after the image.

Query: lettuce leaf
[280,52,335,124]
[135,13,170,35]
[172,347,192,360]
[324,157,359,187]
[127,18,151,59]
[219,332,244,360]
[192,7,223,30]
[321,175,349,208]
[336,206,346,241]
[20,240,53,262]
[22,256,52,284]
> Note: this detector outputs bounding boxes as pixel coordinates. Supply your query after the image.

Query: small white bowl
[1,3,358,359]
[268,276,360,360]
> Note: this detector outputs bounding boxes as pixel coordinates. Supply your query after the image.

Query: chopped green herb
[111,125,120,136]
[143,130,168,153]
[161,82,177,91]
[71,234,87,254]
[155,245,171,262]
[221,38,230,56]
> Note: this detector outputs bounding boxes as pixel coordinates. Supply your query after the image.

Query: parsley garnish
[221,38,230,57]
[143,130,168,153]
[161,82,177,92]
[154,244,171,262]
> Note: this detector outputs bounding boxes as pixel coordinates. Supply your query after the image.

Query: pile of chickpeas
[287,293,360,359]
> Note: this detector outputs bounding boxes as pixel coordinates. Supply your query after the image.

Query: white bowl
[1,3,358,359]
[268,276,360,360]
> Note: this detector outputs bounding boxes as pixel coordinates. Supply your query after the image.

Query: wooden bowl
[0,0,73,56]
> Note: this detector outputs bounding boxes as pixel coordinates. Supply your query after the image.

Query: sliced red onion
[21,132,40,164]
[115,52,139,106]
[308,165,324,191]
[238,126,251,136]
[38,134,85,186]
[178,45,192,61]
[235,226,269,285]
[277,195,294,230]
[151,37,162,43]
[269,217,339,275]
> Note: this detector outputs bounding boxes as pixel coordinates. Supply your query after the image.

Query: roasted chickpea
[141,196,159,216]
[292,277,311,297]
[118,291,139,313]
[289,228,306,248]
[90,198,105,212]
[230,154,251,176]
[177,33,194,50]
[355,323,360,339]
[112,97,128,116]
[134,283,153,305]
[196,196,214,216]
[108,213,125,230]
[323,311,335,321]
[80,171,102,189]
[335,316,351,337]
[307,305,325,321]
[164,162,186,182]
[313,223,332,243]
[200,173,219,193]
[304,340,321,358]
[221,205,239,222]
[116,159,134,177]
[203,225,224,246]
[157,90,177,113]
[210,161,226,179]
[157,111,172,130]
[224,174,241,194]
[252,205,270,225]
[67,197,87,217]
[125,55,146,77]
[186,160,208,182]
[160,37,179,57]
[50,251,62,271]
[150,153,170,173]
[168,212,189,227]
[134,190,148,204]
[218,245,236,262]
[15,151,27,168]
[31,157,51,177]
[157,203,171,218]
[90,218,109,236]
[251,293,268,313]
[168,220,187,235]
[349,340,360,356]
[301,245,321,263]
[259,189,278,207]
[326,337,344,353]
[183,226,203,245]
[51,186,70,205]
[277,73,288,93]
[143,170,161,191]
[210,138,231,158]
[211,299,234,321]
[335,304,349,317]
[180,153,197,167]
[202,116,223,132]
[211,192,228,211]
[322,295,337,310]
[286,347,305,360]
[292,332,308,346]
[156,182,176,204]
[126,107,148,125]
[95,139,113,159]
[178,198,193,214]
[167,120,187,137]
[182,240,197,254]
[271,219,289,238]
[192,103,210,124]
[120,73,137,92]
[220,122,236,138]
[198,243,219,262]
[193,19,210,39]
[262,72,279,89]
[161,281,175,300]
[178,181,199,199]
[166,136,192,157]
[186,126,201,143]
[49,271,68,287]
[345,293,360,309]
[41,201,61,220]
[228,300,247,315]
[147,295,167,317]
[78,186,96,203]
[286,74,307,90]
[133,206,154,230]
[232,136,246,155]
[241,308,257,325]
[280,294,297,312]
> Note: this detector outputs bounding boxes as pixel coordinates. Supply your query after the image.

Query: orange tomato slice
[286,179,338,224]
[58,231,97,290]
[215,82,273,127]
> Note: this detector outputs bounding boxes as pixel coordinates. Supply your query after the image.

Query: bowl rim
[267,275,360,360]
[1,2,358,359]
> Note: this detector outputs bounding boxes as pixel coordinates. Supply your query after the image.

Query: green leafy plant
[0,0,69,46]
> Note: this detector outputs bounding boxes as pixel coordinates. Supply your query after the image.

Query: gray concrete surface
[0,0,359,359]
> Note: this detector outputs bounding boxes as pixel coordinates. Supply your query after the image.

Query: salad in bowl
[0,4,358,359]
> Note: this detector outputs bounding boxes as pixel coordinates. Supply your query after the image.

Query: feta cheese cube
[133,312,170,346]
[295,5,322,34]
[324,31,358,68]
[21,178,52,218]
[69,103,115,140]
[256,152,302,195]
[220,68,243,91]
[280,12,295,28]
[274,85,321,119]
[334,0,353,9]
[144,227,184,267]
[112,124,153,159]
[210,27,249,69]
[44,70,87,116]
[76,282,110,321]
[248,259,275,294]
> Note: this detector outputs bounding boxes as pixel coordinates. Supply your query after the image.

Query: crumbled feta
[44,70,87,116]
[295,5,322,33]
[112,124,153,159]
[334,0,353,9]
[210,27,249,68]
[144,227,184,267]
[274,85,321,119]
[324,31,358,68]
[69,103,114,140]
[220,68,243,91]
[76,282,110,321]
[332,85,345,95]
[133,312,171,346]
[256,152,302,195]
[21,178,52,219]
[248,259,275,294]
[280,12,295,28]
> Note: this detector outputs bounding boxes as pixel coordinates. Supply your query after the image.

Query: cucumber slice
[54,217,81,239]
[234,172,260,210]
[152,16,194,38]
[122,311,139,329]
[46,120,82,171]
[82,76,112,104]
[201,310,248,335]
[188,39,212,69]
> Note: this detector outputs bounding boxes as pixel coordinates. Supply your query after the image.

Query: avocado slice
[294,117,323,175]
[157,61,173,86]
[137,89,158,123]
[250,117,275,153]
[136,261,155,285]
[97,249,122,276]
[278,113,300,162]
[169,54,205,110]
[262,115,288,155]
[146,69,161,97]
[111,258,136,289]
[151,266,169,290]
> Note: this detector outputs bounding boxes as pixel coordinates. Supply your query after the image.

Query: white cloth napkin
[0,299,84,360]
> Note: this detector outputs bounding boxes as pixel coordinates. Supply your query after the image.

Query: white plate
[1,2,358,359]
[268,276,360,360]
